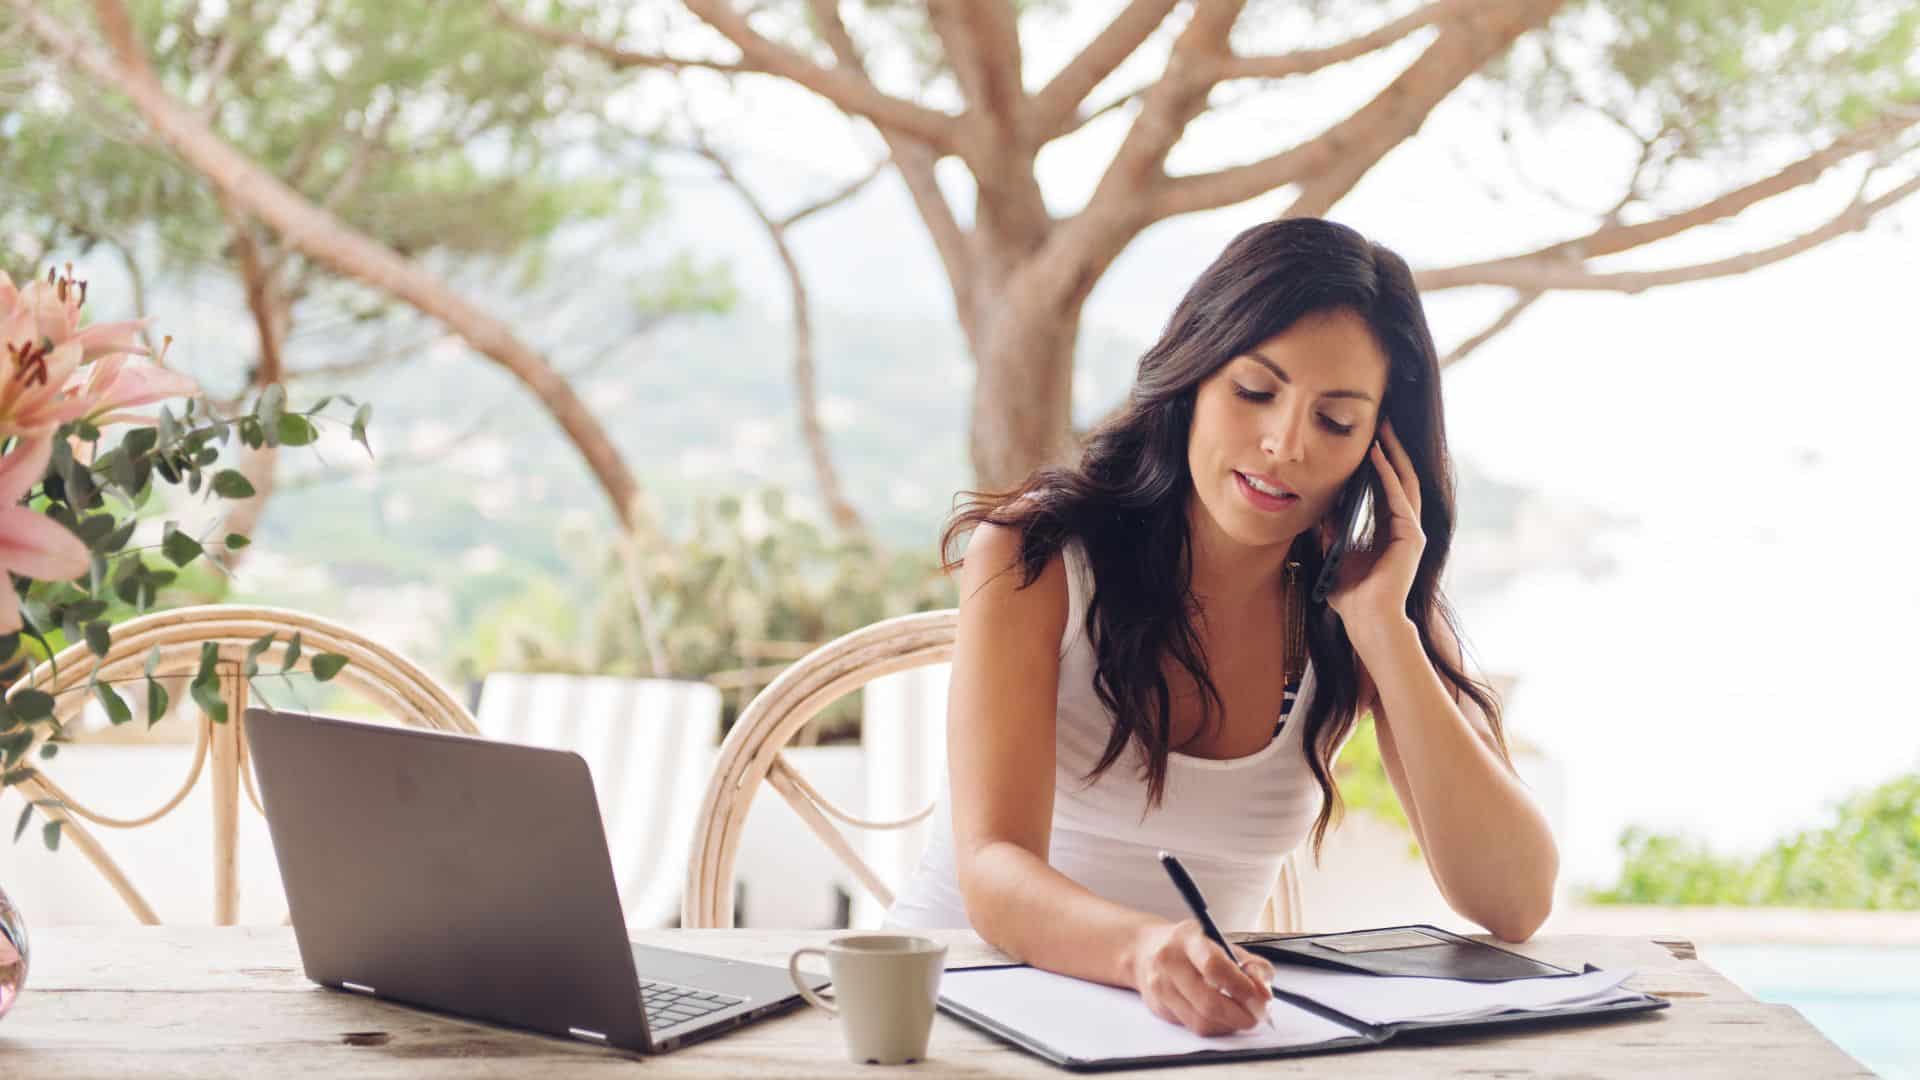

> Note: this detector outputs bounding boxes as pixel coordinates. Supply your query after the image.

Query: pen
[1158,850,1276,1031]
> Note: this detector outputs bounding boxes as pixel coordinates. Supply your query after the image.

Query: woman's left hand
[1318,418,1424,643]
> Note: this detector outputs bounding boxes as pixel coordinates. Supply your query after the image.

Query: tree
[680,120,885,536]
[3,0,687,521]
[499,0,1920,489]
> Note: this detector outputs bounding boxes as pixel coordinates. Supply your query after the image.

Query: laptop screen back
[244,708,650,1049]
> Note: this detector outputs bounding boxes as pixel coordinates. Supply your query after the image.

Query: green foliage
[0,389,362,848]
[1592,772,1920,908]
[0,0,663,336]
[1494,0,1920,161]
[462,486,957,738]
[1333,712,1415,851]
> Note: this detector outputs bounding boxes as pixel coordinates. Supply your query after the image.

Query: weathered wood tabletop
[0,927,1869,1078]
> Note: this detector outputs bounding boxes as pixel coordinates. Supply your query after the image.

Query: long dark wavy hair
[940,217,1508,859]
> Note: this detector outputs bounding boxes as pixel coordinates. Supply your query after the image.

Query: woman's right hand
[1128,920,1277,1036]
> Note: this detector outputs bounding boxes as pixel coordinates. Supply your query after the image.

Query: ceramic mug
[788,933,947,1065]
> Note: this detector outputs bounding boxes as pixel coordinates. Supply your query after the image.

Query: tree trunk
[964,285,1083,492]
[215,210,287,574]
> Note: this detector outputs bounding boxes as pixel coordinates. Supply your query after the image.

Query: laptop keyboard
[639,977,744,1032]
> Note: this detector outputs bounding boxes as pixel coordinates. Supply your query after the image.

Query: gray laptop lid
[244,707,651,1050]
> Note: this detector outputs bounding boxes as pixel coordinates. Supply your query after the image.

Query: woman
[884,218,1559,1037]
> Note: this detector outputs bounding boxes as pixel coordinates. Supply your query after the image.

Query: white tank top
[885,540,1346,932]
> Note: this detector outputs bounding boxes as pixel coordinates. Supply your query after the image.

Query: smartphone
[1310,459,1378,606]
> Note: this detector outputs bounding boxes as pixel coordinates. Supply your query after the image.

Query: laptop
[244,707,825,1053]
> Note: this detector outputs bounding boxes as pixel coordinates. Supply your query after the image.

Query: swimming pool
[1702,944,1920,1078]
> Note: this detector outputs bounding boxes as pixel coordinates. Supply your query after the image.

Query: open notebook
[938,924,1668,1071]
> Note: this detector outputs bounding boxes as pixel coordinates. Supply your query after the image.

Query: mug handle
[788,947,838,1016]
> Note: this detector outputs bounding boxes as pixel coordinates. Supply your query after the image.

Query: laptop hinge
[568,1027,610,1044]
[341,981,377,996]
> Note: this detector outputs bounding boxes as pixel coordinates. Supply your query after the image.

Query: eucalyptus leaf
[43,818,62,851]
[111,448,139,495]
[11,688,54,721]
[192,641,227,724]
[191,675,228,725]
[104,519,137,552]
[0,729,31,768]
[311,653,348,682]
[123,427,158,458]
[226,533,251,549]
[212,470,256,499]
[282,631,302,672]
[276,415,318,446]
[14,801,31,843]
[351,403,373,455]
[146,676,170,729]
[94,682,132,726]
[162,526,203,567]
[84,620,110,658]
[257,383,287,428]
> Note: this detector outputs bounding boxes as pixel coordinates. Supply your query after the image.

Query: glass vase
[0,883,25,1021]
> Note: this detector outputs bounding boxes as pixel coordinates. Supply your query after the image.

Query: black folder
[936,924,1669,1071]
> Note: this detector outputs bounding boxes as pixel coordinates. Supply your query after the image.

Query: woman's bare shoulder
[956,522,1069,636]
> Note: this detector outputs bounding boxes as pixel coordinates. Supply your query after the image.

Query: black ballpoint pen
[1158,850,1276,1030]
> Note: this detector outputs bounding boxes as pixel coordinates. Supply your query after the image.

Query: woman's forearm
[959,840,1167,987]
[1351,617,1559,940]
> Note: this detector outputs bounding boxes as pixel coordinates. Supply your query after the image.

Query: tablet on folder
[937,924,1668,1071]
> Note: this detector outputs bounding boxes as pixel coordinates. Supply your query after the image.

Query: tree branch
[1153,0,1563,220]
[1420,173,1920,294]
[801,0,973,312]
[104,233,158,355]
[928,0,1026,146]
[1059,79,1153,137]
[1420,110,1920,289]
[1216,0,1476,82]
[488,0,753,75]
[25,0,643,519]
[687,125,868,536]
[192,18,243,123]
[1032,0,1178,137]
[780,155,888,228]
[679,0,961,151]
[222,205,284,385]
[1085,0,1244,215]
[1439,289,1539,368]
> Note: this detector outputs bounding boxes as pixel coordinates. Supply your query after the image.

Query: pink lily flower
[0,436,91,634]
[0,341,93,440]
[0,268,148,362]
[74,352,201,426]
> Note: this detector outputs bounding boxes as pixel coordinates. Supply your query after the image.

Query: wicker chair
[681,609,1303,932]
[2,604,475,924]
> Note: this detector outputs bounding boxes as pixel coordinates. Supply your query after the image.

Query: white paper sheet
[1265,965,1640,1027]
[940,966,1362,1063]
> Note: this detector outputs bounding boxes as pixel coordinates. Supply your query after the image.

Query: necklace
[1282,559,1306,689]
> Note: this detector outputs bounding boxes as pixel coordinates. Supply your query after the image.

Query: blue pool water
[1702,944,1920,1079]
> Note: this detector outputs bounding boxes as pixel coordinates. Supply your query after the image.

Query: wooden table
[0,928,1870,1077]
